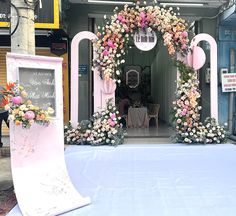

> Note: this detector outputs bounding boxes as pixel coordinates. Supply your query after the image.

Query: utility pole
[11,0,36,55]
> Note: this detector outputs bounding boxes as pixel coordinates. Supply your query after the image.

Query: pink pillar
[70,31,97,127]
[190,33,218,122]
[71,31,116,126]
[93,67,116,112]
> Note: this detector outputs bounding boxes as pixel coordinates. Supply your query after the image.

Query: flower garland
[0,82,54,129]
[172,61,227,143]
[93,1,189,81]
[65,99,124,146]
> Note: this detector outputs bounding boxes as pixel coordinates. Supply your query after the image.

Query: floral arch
[66,1,227,145]
[92,1,227,144]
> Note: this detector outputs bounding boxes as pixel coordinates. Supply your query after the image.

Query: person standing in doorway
[0,85,9,148]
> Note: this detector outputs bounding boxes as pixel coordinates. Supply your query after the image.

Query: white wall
[151,44,177,124]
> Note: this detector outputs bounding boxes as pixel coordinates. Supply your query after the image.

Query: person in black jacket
[0,86,9,148]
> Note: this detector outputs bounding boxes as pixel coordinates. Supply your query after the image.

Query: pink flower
[141,22,146,28]
[108,119,115,127]
[110,113,116,120]
[181,31,188,38]
[102,49,109,56]
[117,15,123,21]
[140,11,146,19]
[12,96,22,105]
[181,109,187,116]
[107,40,115,49]
[24,111,35,120]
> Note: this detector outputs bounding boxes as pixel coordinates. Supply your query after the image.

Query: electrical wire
[9,2,20,36]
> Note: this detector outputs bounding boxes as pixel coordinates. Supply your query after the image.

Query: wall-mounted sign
[51,42,67,56]
[219,26,236,41]
[0,0,59,29]
[221,73,236,92]
[134,30,157,51]
[79,65,88,75]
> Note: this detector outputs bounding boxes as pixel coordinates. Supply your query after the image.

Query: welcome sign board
[19,68,56,116]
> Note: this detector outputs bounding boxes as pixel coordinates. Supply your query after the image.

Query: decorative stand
[7,53,90,216]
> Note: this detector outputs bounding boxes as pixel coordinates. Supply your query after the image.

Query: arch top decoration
[92,2,189,82]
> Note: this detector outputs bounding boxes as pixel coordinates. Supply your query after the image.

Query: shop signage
[221,73,236,92]
[134,30,157,51]
[0,0,59,29]
[19,68,56,115]
[51,42,67,56]
[219,26,236,41]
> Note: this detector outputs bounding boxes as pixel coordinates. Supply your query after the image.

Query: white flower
[9,115,15,121]
[116,70,120,75]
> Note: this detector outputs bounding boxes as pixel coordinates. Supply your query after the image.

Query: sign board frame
[221,73,236,92]
[0,0,59,29]
[6,52,62,119]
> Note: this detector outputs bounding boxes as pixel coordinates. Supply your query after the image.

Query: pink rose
[102,49,109,56]
[12,96,22,105]
[108,119,115,127]
[107,40,115,49]
[181,31,188,38]
[141,22,146,28]
[117,15,123,21]
[140,11,146,19]
[110,113,116,120]
[24,111,35,120]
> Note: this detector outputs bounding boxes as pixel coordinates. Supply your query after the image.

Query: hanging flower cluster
[93,1,189,81]
[172,61,227,143]
[0,82,54,129]
[65,99,124,146]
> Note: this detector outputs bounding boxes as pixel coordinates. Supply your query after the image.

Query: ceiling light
[160,2,205,7]
[87,0,134,5]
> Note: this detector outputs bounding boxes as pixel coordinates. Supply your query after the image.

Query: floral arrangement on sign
[172,61,227,144]
[93,0,189,82]
[0,82,54,128]
[65,99,124,146]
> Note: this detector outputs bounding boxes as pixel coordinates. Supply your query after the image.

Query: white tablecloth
[127,107,148,128]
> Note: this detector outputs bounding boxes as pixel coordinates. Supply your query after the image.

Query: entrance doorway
[115,43,176,138]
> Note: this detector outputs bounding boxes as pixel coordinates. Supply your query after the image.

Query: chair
[147,104,160,128]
